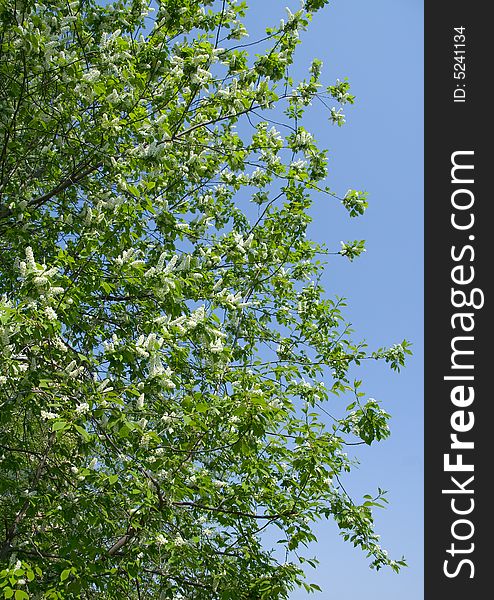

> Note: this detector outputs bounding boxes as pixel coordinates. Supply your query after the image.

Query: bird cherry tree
[0,0,409,597]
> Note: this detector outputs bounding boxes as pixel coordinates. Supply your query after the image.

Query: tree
[0,0,410,597]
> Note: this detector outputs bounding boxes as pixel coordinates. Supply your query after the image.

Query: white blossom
[44,306,58,321]
[96,379,113,392]
[25,246,36,269]
[293,130,313,150]
[209,338,224,354]
[213,479,228,489]
[82,68,101,83]
[65,360,84,378]
[75,402,90,415]
[148,353,164,378]
[106,89,119,103]
[41,410,59,420]
[53,337,67,352]
[173,535,186,547]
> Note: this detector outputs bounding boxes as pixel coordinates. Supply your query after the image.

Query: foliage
[0,0,410,597]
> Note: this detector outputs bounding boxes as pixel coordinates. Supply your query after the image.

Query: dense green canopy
[0,1,409,597]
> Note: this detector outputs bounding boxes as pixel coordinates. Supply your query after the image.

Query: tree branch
[0,432,56,559]
[172,501,296,521]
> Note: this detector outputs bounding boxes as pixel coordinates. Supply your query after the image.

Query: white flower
[140,432,152,446]
[65,360,84,378]
[249,167,266,186]
[209,338,224,354]
[148,354,164,378]
[41,410,58,420]
[136,394,145,409]
[19,261,27,277]
[187,305,206,329]
[177,254,191,271]
[173,534,186,547]
[213,479,228,489]
[25,246,35,269]
[164,378,175,390]
[212,277,223,291]
[83,205,92,225]
[53,337,67,352]
[96,378,112,392]
[89,457,98,470]
[162,254,179,274]
[34,275,48,286]
[269,399,283,410]
[115,248,137,266]
[169,315,186,329]
[293,130,313,149]
[75,402,90,415]
[82,68,101,83]
[144,333,163,352]
[290,159,307,171]
[106,89,119,103]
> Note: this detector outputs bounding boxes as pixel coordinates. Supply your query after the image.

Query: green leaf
[118,424,131,438]
[51,420,67,432]
[127,184,140,197]
[74,425,91,441]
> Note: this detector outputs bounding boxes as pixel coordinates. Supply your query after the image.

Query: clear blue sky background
[245,1,424,598]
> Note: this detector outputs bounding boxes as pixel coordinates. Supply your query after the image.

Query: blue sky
[248,1,424,598]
